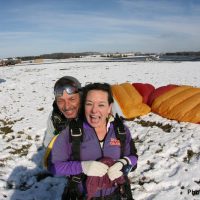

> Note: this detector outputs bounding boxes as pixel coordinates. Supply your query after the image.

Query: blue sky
[1,0,200,58]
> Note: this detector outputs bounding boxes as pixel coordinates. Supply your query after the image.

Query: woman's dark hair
[82,83,114,105]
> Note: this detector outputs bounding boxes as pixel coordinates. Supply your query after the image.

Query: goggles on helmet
[54,84,80,97]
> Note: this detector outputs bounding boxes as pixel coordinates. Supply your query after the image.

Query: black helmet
[54,76,81,97]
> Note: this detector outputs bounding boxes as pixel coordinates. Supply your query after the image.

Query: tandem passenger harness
[60,114,135,200]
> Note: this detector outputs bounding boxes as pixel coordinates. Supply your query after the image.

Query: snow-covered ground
[0,58,200,200]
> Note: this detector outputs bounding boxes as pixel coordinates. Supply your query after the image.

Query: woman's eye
[99,104,105,107]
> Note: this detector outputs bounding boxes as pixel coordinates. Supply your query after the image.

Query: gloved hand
[81,161,109,177]
[108,158,129,181]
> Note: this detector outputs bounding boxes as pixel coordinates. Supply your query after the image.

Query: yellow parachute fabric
[152,86,200,123]
[111,83,151,119]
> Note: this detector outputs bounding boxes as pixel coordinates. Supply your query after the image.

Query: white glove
[108,158,128,181]
[81,161,109,177]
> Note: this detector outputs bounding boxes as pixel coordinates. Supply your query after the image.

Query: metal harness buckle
[70,128,82,137]
[117,127,126,135]
[72,176,82,183]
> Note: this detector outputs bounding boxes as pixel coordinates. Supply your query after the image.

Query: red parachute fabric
[147,84,178,106]
[132,83,155,104]
[86,157,125,200]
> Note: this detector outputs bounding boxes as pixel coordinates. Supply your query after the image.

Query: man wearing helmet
[43,76,82,147]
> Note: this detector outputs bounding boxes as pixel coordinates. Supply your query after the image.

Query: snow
[0,57,200,200]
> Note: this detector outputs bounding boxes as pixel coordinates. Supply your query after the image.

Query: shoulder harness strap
[113,114,126,158]
[62,119,84,199]
[69,119,83,161]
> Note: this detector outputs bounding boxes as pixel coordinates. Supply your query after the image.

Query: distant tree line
[11,51,200,61]
[134,51,200,56]
[2,51,200,66]
[17,52,99,61]
[165,51,200,56]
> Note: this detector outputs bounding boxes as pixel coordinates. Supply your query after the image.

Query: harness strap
[69,119,83,161]
[113,114,126,157]
[119,175,133,200]
[113,114,134,200]
[62,174,85,200]
[62,119,85,200]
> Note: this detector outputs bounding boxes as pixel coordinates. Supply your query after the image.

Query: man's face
[56,90,80,119]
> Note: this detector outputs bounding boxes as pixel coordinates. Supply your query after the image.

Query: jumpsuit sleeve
[123,126,138,167]
[48,128,83,176]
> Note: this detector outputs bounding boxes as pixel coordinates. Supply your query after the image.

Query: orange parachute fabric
[111,82,200,123]
[111,83,151,119]
[147,84,178,106]
[151,85,200,123]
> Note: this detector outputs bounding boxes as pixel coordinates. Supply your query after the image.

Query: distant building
[34,58,44,64]
[0,58,21,66]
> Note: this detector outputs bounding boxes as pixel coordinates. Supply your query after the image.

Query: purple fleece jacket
[48,121,137,197]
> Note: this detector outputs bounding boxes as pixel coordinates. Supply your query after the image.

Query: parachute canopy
[111,83,151,119]
[151,85,200,123]
[111,82,200,124]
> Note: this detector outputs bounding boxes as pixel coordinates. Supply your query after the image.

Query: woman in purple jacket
[49,83,138,199]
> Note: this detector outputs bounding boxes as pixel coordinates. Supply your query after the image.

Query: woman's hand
[81,161,109,177]
[107,158,128,181]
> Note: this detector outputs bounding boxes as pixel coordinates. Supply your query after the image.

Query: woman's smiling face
[85,90,112,129]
